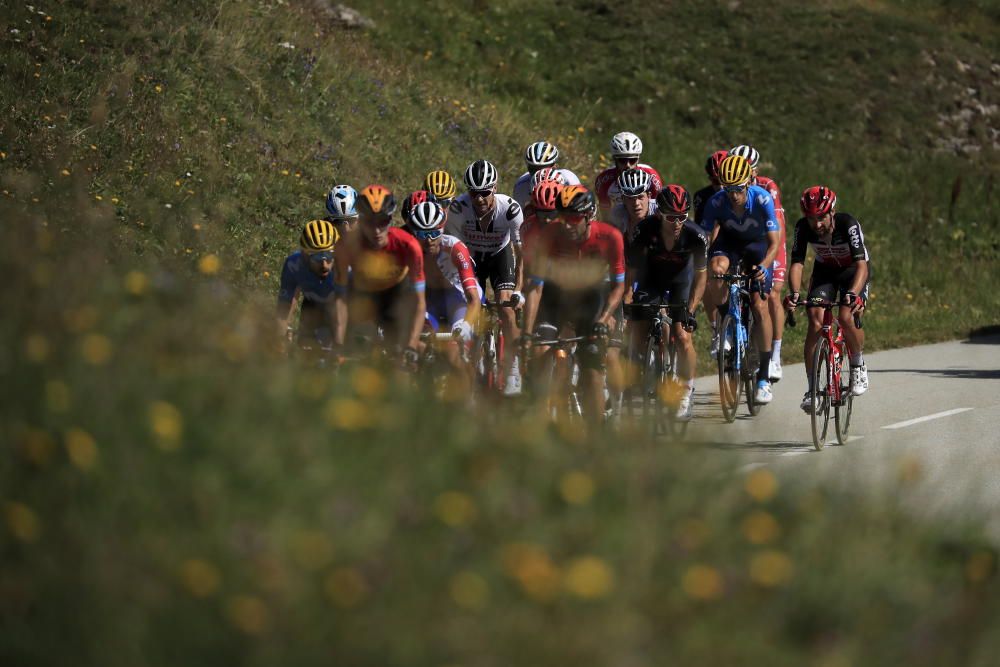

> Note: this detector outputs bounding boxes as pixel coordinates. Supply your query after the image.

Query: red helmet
[655,184,691,215]
[705,150,728,182]
[532,179,564,212]
[401,190,431,223]
[800,186,837,217]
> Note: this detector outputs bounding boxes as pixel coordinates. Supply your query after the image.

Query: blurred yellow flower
[434,491,477,527]
[64,427,98,470]
[745,468,778,502]
[965,551,995,584]
[749,550,794,587]
[24,333,49,363]
[564,556,615,599]
[124,270,149,295]
[94,194,103,201]
[898,455,923,484]
[89,144,97,150]
[225,595,270,635]
[198,254,221,275]
[111,197,119,204]
[149,400,183,450]
[19,428,55,466]
[180,559,221,598]
[80,333,113,365]
[681,564,724,601]
[501,542,561,602]
[4,502,41,543]
[290,530,335,571]
[280,169,289,176]
[324,567,369,607]
[154,85,163,93]
[741,510,781,545]
[577,126,585,133]
[559,470,594,505]
[46,380,71,412]
[449,571,490,610]
[60,169,70,176]
[352,366,386,399]
[324,397,373,430]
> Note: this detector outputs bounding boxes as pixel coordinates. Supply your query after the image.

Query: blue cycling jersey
[702,185,779,243]
[277,251,338,304]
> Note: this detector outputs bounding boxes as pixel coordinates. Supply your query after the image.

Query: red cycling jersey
[528,220,626,288]
[594,164,664,210]
[426,234,480,297]
[754,174,787,283]
[337,226,425,292]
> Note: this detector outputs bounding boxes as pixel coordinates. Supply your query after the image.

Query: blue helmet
[325,184,358,220]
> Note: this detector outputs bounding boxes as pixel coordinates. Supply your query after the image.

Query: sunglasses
[468,188,493,198]
[661,213,688,223]
[414,228,443,241]
[307,251,334,263]
[537,210,559,221]
[560,213,589,226]
[615,157,639,166]
[723,185,748,194]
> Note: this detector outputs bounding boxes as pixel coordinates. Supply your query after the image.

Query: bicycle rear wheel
[835,341,854,445]
[743,309,761,417]
[810,339,832,450]
[717,314,740,423]
[663,338,689,438]
[642,334,664,434]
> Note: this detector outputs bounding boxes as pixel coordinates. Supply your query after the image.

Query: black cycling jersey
[692,184,719,234]
[790,212,869,269]
[627,216,709,278]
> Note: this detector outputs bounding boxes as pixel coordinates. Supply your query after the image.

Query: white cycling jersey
[446,193,524,256]
[427,234,482,298]
[511,168,581,208]
[611,199,659,244]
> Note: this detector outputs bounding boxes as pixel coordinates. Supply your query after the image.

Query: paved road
[681,334,1000,538]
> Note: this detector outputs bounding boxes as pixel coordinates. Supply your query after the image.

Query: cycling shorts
[631,268,693,324]
[473,243,516,293]
[351,280,409,333]
[426,287,468,330]
[298,299,334,347]
[709,237,773,295]
[772,240,787,284]
[807,262,871,305]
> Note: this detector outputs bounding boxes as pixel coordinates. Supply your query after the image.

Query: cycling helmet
[401,190,431,223]
[800,186,837,217]
[718,155,752,187]
[325,184,358,220]
[610,131,643,159]
[530,166,566,189]
[463,159,498,191]
[705,150,728,182]
[617,168,652,197]
[357,184,397,216]
[300,219,339,252]
[408,201,446,231]
[729,144,760,169]
[524,141,559,169]
[531,179,564,212]
[556,185,596,216]
[423,170,457,201]
[655,184,692,215]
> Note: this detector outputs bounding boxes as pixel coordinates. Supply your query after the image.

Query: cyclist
[784,186,870,412]
[522,185,625,424]
[447,159,525,395]
[730,144,788,382]
[423,170,458,208]
[693,151,727,233]
[610,168,659,245]
[512,141,581,208]
[625,185,708,421]
[404,198,482,387]
[593,131,663,217]
[325,184,360,236]
[331,185,426,365]
[276,219,341,351]
[701,155,780,405]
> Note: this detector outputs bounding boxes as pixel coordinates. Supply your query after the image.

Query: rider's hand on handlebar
[401,347,420,368]
[684,311,698,332]
[451,320,474,343]
[783,291,800,310]
[750,264,767,282]
[841,291,865,314]
[508,291,524,309]
[590,321,610,341]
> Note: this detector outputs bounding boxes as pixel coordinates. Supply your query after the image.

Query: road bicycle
[526,329,599,422]
[788,299,862,450]
[713,273,762,423]
[477,298,519,395]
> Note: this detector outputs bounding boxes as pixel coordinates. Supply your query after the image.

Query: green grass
[2,0,1000,664]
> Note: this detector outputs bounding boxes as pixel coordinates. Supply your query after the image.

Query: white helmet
[729,144,760,169]
[610,131,643,159]
[325,184,358,220]
[530,166,566,189]
[408,201,446,231]
[616,168,652,197]
[524,141,559,169]
[463,159,498,191]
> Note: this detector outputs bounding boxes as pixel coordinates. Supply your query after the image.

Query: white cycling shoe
[769,358,783,382]
[503,371,522,397]
[754,380,773,404]
[851,363,869,396]
[676,388,694,421]
[800,391,817,414]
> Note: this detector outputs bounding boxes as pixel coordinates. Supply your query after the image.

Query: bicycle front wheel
[717,314,740,423]
[743,310,761,417]
[835,341,854,445]
[810,339,832,450]
[642,334,664,434]
[663,338,689,438]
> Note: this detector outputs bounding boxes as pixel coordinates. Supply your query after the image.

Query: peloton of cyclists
[594,131,664,217]
[512,141,581,208]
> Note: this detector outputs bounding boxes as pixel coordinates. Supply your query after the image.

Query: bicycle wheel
[717,314,740,423]
[642,334,663,433]
[479,330,498,392]
[743,309,761,417]
[834,340,854,445]
[810,339,832,450]
[663,338,689,438]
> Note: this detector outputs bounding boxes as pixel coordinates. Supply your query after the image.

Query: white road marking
[882,408,973,431]
[779,450,810,457]
[737,463,767,473]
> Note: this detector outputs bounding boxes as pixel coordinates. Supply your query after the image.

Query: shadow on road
[869,368,1000,380]
[695,439,820,453]
[964,328,1000,344]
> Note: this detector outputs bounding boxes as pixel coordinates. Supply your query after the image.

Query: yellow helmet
[423,170,457,201]
[718,155,752,187]
[300,219,339,253]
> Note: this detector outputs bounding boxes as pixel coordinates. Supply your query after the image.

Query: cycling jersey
[511,168,581,207]
[702,185,780,243]
[424,234,481,299]
[529,221,626,288]
[446,193,523,257]
[754,175,787,282]
[692,184,719,234]
[336,227,425,292]
[277,251,338,304]
[610,199,659,245]
[790,212,869,269]
[594,164,663,210]
[627,217,709,279]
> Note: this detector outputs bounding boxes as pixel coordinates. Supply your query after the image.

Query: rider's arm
[597,228,626,323]
[787,218,809,297]
[331,261,350,346]
[512,242,524,293]
[759,193,781,268]
[523,279,543,336]
[452,242,483,325]
[688,231,710,313]
[276,258,298,333]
